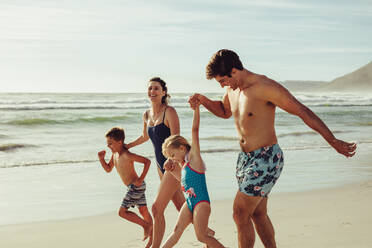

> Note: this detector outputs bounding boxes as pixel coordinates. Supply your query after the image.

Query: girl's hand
[188,95,201,110]
[194,101,201,110]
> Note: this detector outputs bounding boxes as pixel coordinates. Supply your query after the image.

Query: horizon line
[0,91,225,94]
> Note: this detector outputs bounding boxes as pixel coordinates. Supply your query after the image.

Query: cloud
[0,0,371,92]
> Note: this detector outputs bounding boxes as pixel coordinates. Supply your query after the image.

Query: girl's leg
[151,169,182,248]
[162,203,193,248]
[193,203,225,248]
[168,175,215,237]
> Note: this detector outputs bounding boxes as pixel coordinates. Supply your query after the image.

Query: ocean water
[1,92,372,225]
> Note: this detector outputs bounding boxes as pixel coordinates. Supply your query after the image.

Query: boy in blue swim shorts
[98,127,153,248]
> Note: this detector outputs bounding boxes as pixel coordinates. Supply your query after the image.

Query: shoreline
[1,173,369,227]
[2,145,371,227]
[1,179,372,247]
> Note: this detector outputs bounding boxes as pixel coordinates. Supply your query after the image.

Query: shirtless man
[189,49,356,248]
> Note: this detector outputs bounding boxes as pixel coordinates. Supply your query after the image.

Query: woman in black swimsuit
[127,77,185,248]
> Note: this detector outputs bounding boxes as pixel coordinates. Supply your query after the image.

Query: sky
[0,0,371,93]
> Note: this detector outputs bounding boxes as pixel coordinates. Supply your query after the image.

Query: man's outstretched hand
[331,139,357,158]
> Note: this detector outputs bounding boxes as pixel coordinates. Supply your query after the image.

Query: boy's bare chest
[113,154,132,173]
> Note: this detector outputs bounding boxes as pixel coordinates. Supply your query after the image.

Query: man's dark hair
[105,127,125,142]
[206,49,243,79]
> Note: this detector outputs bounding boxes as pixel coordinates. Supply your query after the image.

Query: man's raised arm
[188,93,232,119]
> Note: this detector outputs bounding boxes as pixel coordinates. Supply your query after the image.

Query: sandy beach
[1,179,371,248]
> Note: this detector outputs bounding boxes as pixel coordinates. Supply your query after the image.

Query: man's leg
[233,190,262,248]
[252,197,276,248]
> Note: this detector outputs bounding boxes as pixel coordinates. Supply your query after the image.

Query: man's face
[215,74,239,90]
[106,137,122,153]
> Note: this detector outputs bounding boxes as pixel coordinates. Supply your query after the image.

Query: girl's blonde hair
[162,135,191,158]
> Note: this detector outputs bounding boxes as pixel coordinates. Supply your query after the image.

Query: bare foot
[207,227,215,237]
[143,223,153,241]
[145,227,153,248]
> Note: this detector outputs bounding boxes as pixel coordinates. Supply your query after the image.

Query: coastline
[1,179,371,248]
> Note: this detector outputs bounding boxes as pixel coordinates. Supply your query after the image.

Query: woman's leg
[151,169,183,248]
[139,206,153,248]
[157,166,164,180]
[193,203,225,248]
[162,203,192,248]
[171,186,186,211]
[159,163,185,211]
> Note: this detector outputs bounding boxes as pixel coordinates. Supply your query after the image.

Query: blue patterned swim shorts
[236,144,284,197]
[121,181,147,208]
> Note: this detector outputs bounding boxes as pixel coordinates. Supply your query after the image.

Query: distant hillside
[280,80,326,92]
[281,61,372,93]
[319,61,372,92]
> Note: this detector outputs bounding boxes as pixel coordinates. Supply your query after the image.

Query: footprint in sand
[341,221,352,227]
[121,238,141,248]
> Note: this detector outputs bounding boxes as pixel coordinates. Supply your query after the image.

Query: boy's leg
[119,207,149,237]
[162,203,192,248]
[193,202,225,248]
[152,170,182,248]
[139,206,153,248]
[139,205,153,227]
